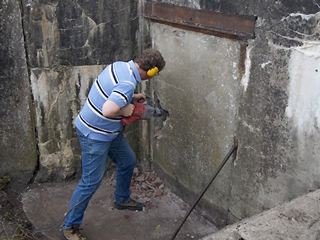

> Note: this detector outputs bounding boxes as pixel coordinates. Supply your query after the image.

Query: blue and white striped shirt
[74,60,141,141]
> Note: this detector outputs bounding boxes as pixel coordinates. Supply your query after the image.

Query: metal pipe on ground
[170,138,238,240]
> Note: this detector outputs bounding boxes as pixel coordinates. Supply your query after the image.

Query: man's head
[135,49,165,80]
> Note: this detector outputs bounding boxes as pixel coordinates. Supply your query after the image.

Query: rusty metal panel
[144,3,256,40]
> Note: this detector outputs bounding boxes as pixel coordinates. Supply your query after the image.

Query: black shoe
[114,199,145,211]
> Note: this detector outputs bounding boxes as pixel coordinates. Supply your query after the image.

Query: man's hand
[133,93,146,102]
[120,104,135,117]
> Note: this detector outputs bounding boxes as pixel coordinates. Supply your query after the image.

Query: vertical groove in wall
[19,0,40,182]
[138,0,154,169]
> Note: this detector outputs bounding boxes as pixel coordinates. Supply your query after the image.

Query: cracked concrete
[20,169,320,240]
[22,168,218,240]
[30,66,103,181]
[2,3,320,240]
[201,188,320,240]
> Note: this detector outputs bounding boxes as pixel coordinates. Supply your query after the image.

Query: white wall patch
[286,42,320,135]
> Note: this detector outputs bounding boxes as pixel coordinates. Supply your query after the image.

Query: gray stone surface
[0,0,37,176]
[201,188,320,240]
[30,66,104,181]
[145,0,320,227]
[22,171,218,240]
[146,23,240,227]
[0,0,140,179]
[1,1,320,237]
[22,0,139,67]
[20,0,141,181]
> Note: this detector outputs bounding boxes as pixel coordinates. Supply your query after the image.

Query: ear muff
[147,67,159,77]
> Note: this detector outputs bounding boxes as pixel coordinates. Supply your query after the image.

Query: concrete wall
[0,0,140,181]
[148,23,240,226]
[0,0,37,177]
[22,0,140,181]
[1,0,320,230]
[30,66,104,181]
[144,0,320,226]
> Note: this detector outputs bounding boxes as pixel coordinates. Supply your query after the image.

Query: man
[62,48,165,240]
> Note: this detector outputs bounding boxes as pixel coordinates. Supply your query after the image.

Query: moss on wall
[146,0,320,225]
[0,0,37,177]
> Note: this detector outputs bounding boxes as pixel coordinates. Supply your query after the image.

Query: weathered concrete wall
[0,0,140,181]
[201,188,320,240]
[2,0,319,233]
[30,66,104,181]
[144,0,320,227]
[232,3,320,222]
[22,0,139,67]
[148,23,240,226]
[0,0,37,177]
[147,22,241,227]
[21,0,140,181]
[230,0,319,222]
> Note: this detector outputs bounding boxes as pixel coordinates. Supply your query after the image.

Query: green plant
[0,175,11,190]
[4,211,12,219]
[155,224,161,239]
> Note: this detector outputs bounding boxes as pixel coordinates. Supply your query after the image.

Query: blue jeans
[63,129,136,229]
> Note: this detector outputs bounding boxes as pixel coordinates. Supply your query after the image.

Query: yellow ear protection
[147,66,159,77]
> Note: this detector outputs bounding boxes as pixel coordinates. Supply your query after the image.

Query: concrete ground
[200,188,320,240]
[20,166,320,240]
[21,168,218,240]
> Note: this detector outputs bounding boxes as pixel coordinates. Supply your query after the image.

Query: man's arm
[102,100,135,118]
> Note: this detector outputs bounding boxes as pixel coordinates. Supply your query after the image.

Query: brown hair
[135,48,166,72]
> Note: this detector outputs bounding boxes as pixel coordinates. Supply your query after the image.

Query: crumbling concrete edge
[200,189,320,240]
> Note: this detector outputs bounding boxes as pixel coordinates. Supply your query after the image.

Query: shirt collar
[128,60,141,83]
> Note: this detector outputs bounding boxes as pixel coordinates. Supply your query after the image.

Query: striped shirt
[74,60,141,141]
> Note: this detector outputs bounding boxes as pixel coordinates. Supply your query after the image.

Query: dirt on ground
[0,174,46,240]
[1,167,218,240]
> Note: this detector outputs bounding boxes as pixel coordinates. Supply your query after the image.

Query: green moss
[0,175,11,190]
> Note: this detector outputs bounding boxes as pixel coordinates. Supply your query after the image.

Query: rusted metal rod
[170,138,238,240]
